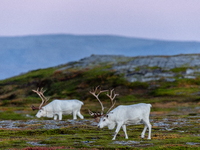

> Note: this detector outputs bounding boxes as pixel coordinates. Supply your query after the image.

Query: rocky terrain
[59,54,200,83]
[0,119,97,130]
[0,112,199,147]
[0,54,200,149]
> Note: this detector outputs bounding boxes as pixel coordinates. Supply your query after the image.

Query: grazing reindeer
[32,88,84,120]
[88,86,152,140]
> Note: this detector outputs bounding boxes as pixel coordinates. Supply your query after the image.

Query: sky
[1,0,200,41]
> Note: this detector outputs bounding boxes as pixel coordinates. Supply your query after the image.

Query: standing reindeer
[88,86,152,140]
[32,88,84,120]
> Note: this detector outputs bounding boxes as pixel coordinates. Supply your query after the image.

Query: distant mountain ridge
[1,34,200,80]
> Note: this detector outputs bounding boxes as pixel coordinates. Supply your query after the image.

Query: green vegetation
[0,64,200,149]
[0,115,199,149]
[170,67,188,73]
[0,111,26,120]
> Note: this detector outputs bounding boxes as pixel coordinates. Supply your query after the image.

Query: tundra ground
[0,61,200,149]
[0,102,199,150]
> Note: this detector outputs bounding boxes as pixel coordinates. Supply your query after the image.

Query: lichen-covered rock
[59,54,200,82]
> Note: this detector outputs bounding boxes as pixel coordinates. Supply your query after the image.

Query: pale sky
[1,0,200,41]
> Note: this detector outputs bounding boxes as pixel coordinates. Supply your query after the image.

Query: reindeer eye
[103,119,106,121]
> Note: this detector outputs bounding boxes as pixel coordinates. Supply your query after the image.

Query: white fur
[98,103,152,140]
[36,99,84,120]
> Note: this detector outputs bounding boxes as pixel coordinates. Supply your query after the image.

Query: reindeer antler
[88,86,108,118]
[89,85,108,115]
[32,87,50,110]
[106,89,119,114]
[88,86,119,122]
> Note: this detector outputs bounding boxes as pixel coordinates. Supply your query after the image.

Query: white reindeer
[32,88,84,120]
[88,86,152,140]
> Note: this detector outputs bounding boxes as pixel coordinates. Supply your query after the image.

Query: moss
[0,111,26,120]
[0,116,199,149]
[170,67,188,73]
[0,68,56,84]
[128,81,149,89]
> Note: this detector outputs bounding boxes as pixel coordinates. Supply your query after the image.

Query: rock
[186,69,195,74]
[165,78,176,82]
[58,54,200,82]
[186,142,200,145]
[184,75,196,79]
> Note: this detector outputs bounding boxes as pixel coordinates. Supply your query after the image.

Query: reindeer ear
[31,105,39,111]
[95,117,100,123]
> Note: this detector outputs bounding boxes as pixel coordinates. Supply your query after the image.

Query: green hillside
[0,57,200,119]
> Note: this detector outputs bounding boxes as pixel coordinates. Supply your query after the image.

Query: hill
[0,54,200,149]
[1,34,200,80]
[1,54,200,108]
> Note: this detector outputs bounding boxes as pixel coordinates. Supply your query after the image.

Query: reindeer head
[88,86,118,123]
[31,88,50,111]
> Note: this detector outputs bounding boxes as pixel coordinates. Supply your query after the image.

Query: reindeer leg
[142,118,152,139]
[141,125,147,139]
[147,123,152,140]
[112,122,123,140]
[122,125,128,139]
[73,111,77,120]
[77,111,84,119]
[54,115,57,120]
[58,112,62,120]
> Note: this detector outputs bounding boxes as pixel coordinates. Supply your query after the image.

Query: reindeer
[89,86,152,140]
[32,88,84,120]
